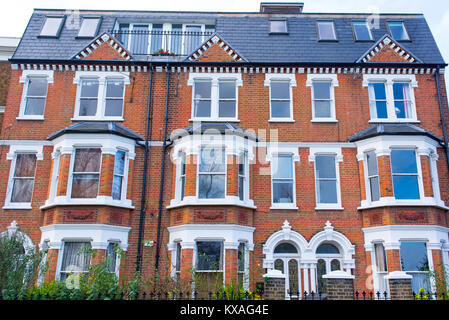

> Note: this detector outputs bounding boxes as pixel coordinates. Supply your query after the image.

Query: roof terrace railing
[110,30,215,61]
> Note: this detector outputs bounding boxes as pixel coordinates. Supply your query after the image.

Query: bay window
[366,150,380,202]
[112,150,126,200]
[400,241,431,292]
[390,149,420,200]
[198,147,226,199]
[70,148,102,199]
[59,241,92,281]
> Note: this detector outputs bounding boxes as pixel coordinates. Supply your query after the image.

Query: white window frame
[4,144,44,209]
[363,149,381,203]
[197,146,227,200]
[68,147,103,200]
[265,73,297,122]
[18,70,54,120]
[362,74,418,123]
[390,147,423,201]
[387,21,410,41]
[73,71,130,121]
[112,148,129,202]
[352,21,373,41]
[188,73,242,122]
[309,146,344,210]
[267,146,299,210]
[105,241,121,277]
[57,240,92,281]
[306,74,338,122]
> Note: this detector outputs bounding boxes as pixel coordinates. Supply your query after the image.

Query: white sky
[2,1,449,76]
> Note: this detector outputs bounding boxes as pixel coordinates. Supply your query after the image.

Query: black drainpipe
[435,66,449,172]
[136,64,154,273]
[155,66,171,271]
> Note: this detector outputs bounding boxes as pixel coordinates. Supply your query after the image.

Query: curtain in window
[11,154,37,203]
[374,243,387,272]
[71,148,101,198]
[60,242,91,281]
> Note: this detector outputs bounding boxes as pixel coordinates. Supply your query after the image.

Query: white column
[310,265,317,293]
[302,265,309,293]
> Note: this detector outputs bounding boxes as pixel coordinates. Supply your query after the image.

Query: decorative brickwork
[263,270,286,300]
[323,271,355,300]
[386,271,413,300]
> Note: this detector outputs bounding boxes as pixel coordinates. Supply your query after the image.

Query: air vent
[260,2,304,14]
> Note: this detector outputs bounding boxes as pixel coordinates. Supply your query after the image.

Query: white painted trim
[307,73,339,122]
[265,73,296,122]
[18,70,54,119]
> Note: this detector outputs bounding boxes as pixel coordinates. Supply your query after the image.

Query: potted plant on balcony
[153,49,175,56]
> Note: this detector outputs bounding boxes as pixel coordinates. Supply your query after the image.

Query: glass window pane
[238,243,245,272]
[219,81,235,99]
[175,242,182,272]
[318,180,338,203]
[271,82,289,99]
[400,242,429,271]
[314,101,331,118]
[198,175,225,199]
[170,24,182,54]
[27,78,48,96]
[353,22,372,40]
[114,151,126,175]
[79,99,98,116]
[369,176,380,201]
[316,243,340,254]
[371,82,387,100]
[270,20,287,33]
[185,25,202,54]
[61,242,91,275]
[112,175,122,200]
[317,259,326,293]
[238,176,244,201]
[392,175,420,199]
[374,243,387,272]
[106,80,124,98]
[318,21,336,40]
[391,150,417,174]
[313,82,330,100]
[118,24,129,48]
[271,101,290,118]
[71,174,99,198]
[218,101,236,118]
[272,155,293,179]
[288,259,299,294]
[196,241,223,271]
[14,154,37,177]
[105,99,123,117]
[273,181,294,203]
[274,243,298,254]
[274,259,284,272]
[40,17,64,36]
[315,155,336,179]
[131,25,149,55]
[366,151,378,176]
[25,98,46,115]
[74,149,101,173]
[331,259,341,271]
[194,100,211,118]
[11,179,34,203]
[78,18,100,37]
[80,80,99,98]
[106,243,117,273]
[150,24,163,53]
[389,22,408,40]
[199,148,225,173]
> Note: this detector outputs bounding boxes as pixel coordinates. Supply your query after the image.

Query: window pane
[171,24,182,54]
[391,150,417,174]
[112,175,123,200]
[238,243,245,272]
[270,20,287,33]
[14,154,37,177]
[150,24,163,53]
[313,82,330,100]
[27,78,48,96]
[288,259,299,294]
[194,81,211,98]
[78,18,100,37]
[175,242,182,272]
[366,151,378,176]
[271,101,290,118]
[274,243,298,254]
[274,259,284,272]
[198,175,225,199]
[106,80,124,98]
[374,243,387,272]
[315,155,336,179]
[114,151,126,175]
[392,175,420,199]
[393,83,411,119]
[131,25,149,55]
[11,179,34,203]
[273,181,294,203]
[40,17,63,36]
[61,242,91,275]
[369,176,380,201]
[317,259,326,293]
[314,101,331,118]
[389,22,408,40]
[271,82,289,99]
[199,148,225,173]
[196,241,223,271]
[272,155,293,179]
[79,99,98,116]
[80,80,99,98]
[318,180,338,203]
[218,101,236,118]
[71,174,99,198]
[219,81,235,99]
[105,99,123,117]
[106,243,117,273]
[318,21,336,40]
[74,149,101,173]
[238,176,244,201]
[353,22,372,40]
[184,25,202,54]
[316,243,339,254]
[400,242,429,271]
[331,259,341,271]
[118,24,129,48]
[25,98,46,115]
[194,100,211,117]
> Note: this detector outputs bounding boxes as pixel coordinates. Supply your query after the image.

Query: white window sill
[16,115,45,121]
[358,197,448,210]
[311,118,338,123]
[167,196,256,209]
[270,203,298,210]
[188,118,240,122]
[315,204,344,211]
[368,119,420,124]
[3,203,33,210]
[268,118,296,123]
[41,196,134,210]
[71,117,125,122]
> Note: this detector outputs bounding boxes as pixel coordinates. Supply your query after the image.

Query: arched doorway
[273,242,301,298]
[316,242,343,294]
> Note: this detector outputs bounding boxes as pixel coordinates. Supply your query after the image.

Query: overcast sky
[2,0,449,68]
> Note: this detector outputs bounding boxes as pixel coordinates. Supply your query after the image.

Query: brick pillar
[44,248,60,282]
[420,155,434,197]
[377,155,394,198]
[263,269,286,300]
[57,153,71,196]
[385,271,413,300]
[227,154,238,197]
[323,270,355,300]
[126,158,134,199]
[357,158,366,201]
[92,249,106,265]
[385,249,402,272]
[184,155,197,197]
[431,249,447,293]
[225,248,238,285]
[99,154,114,196]
[180,247,194,285]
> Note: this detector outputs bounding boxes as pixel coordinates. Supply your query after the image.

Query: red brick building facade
[1,4,449,298]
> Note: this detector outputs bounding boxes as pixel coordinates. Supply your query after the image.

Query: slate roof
[348,123,443,143]
[169,122,260,141]
[47,121,143,141]
[11,9,446,65]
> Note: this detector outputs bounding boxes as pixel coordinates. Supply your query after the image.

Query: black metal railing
[110,30,215,60]
[413,291,449,300]
[354,291,390,300]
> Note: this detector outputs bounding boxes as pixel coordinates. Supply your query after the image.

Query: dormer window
[270,19,287,34]
[317,21,337,41]
[40,16,65,37]
[77,17,101,38]
[387,21,409,41]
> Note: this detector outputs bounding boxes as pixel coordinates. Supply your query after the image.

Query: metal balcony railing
[110,30,215,61]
